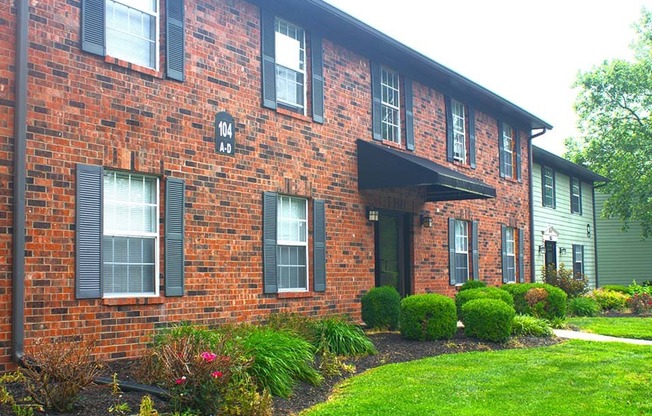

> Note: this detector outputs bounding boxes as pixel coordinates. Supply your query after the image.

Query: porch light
[538,245,545,254]
[367,207,379,222]
[559,247,567,255]
[586,224,591,238]
[420,211,433,228]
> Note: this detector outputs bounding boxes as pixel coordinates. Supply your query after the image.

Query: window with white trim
[542,166,555,208]
[103,171,159,296]
[571,177,582,214]
[381,67,401,144]
[504,227,516,283]
[275,18,306,110]
[452,99,466,163]
[277,195,308,291]
[502,123,514,179]
[572,244,584,277]
[454,220,469,284]
[106,0,159,69]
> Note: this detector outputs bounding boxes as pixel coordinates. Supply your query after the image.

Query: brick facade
[0,0,548,371]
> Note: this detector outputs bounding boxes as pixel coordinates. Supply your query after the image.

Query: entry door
[375,212,411,297]
[545,240,557,270]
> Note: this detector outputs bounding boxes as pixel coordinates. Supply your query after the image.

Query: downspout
[592,182,608,289]
[528,128,547,283]
[13,0,28,362]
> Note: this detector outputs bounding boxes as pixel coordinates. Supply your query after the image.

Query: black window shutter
[448,218,456,285]
[580,245,584,274]
[261,10,277,110]
[76,164,103,299]
[572,244,578,274]
[81,0,105,56]
[263,192,278,293]
[311,33,325,124]
[445,96,454,162]
[166,0,185,81]
[518,228,525,283]
[501,224,508,284]
[404,78,414,151]
[468,106,476,168]
[370,61,382,141]
[515,128,522,182]
[498,121,505,178]
[471,220,479,280]
[165,178,185,296]
[313,199,326,292]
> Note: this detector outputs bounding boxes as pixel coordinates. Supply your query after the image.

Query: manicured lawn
[567,317,652,340]
[302,341,652,416]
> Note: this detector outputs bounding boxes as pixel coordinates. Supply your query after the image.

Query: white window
[502,124,514,179]
[452,99,466,163]
[103,171,159,296]
[277,196,308,291]
[543,166,555,208]
[106,0,159,69]
[573,244,584,276]
[505,227,516,283]
[381,67,401,144]
[454,220,469,284]
[275,18,305,109]
[571,177,582,214]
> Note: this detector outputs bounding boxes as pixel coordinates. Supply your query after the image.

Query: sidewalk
[553,329,652,345]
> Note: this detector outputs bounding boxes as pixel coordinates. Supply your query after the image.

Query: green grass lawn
[302,341,652,416]
[567,317,652,340]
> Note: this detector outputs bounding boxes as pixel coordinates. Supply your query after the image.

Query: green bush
[462,299,515,343]
[568,296,600,317]
[455,287,514,319]
[399,294,457,341]
[459,280,487,291]
[501,283,567,320]
[627,281,652,295]
[310,317,377,357]
[589,289,629,311]
[542,264,589,298]
[511,314,553,337]
[238,326,322,398]
[361,286,401,330]
[601,285,630,294]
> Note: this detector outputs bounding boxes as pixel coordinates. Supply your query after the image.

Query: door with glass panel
[375,212,411,297]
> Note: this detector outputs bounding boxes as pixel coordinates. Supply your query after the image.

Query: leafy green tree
[566,8,652,238]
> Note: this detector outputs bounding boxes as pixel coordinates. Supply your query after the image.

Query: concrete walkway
[553,329,652,345]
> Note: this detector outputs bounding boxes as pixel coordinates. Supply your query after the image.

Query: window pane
[106,0,157,69]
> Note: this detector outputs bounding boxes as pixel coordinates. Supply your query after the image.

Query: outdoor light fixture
[586,224,591,238]
[420,211,433,228]
[559,247,567,255]
[367,207,379,222]
[538,245,545,254]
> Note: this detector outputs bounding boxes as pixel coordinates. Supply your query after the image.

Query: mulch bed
[0,329,562,416]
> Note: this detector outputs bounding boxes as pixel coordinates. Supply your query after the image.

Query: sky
[324,0,651,155]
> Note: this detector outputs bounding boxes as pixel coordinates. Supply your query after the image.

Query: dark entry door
[545,240,557,270]
[375,212,410,297]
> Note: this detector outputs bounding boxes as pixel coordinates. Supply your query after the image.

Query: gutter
[527,128,548,283]
[13,0,28,362]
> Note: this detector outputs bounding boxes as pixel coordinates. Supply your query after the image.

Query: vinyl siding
[532,163,597,288]
[595,191,652,286]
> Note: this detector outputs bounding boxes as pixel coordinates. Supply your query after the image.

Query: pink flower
[175,376,187,385]
[200,351,217,362]
[211,371,223,378]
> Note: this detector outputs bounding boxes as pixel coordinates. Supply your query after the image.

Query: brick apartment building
[0,0,551,369]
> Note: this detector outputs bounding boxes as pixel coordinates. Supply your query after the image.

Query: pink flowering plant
[627,292,652,315]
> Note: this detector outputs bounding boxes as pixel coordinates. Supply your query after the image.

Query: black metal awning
[357,139,496,202]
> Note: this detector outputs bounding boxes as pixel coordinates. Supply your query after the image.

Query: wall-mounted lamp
[559,247,567,256]
[538,245,545,254]
[586,224,591,238]
[420,211,433,228]
[367,207,379,222]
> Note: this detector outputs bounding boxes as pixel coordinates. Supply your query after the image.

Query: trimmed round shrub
[601,285,630,294]
[501,283,567,320]
[361,286,401,330]
[462,299,515,343]
[459,280,487,291]
[589,289,629,311]
[455,287,514,319]
[511,314,553,337]
[567,296,600,317]
[399,294,457,341]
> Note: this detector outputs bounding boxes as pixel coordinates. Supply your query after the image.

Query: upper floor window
[106,0,159,69]
[81,0,185,81]
[103,171,159,296]
[275,18,306,110]
[452,99,466,163]
[277,195,309,291]
[380,67,401,144]
[445,97,476,167]
[499,122,521,181]
[571,177,582,214]
[542,166,556,208]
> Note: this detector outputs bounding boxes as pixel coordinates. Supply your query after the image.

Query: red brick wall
[0,0,532,370]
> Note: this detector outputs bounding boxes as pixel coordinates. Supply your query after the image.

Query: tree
[566,8,652,238]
